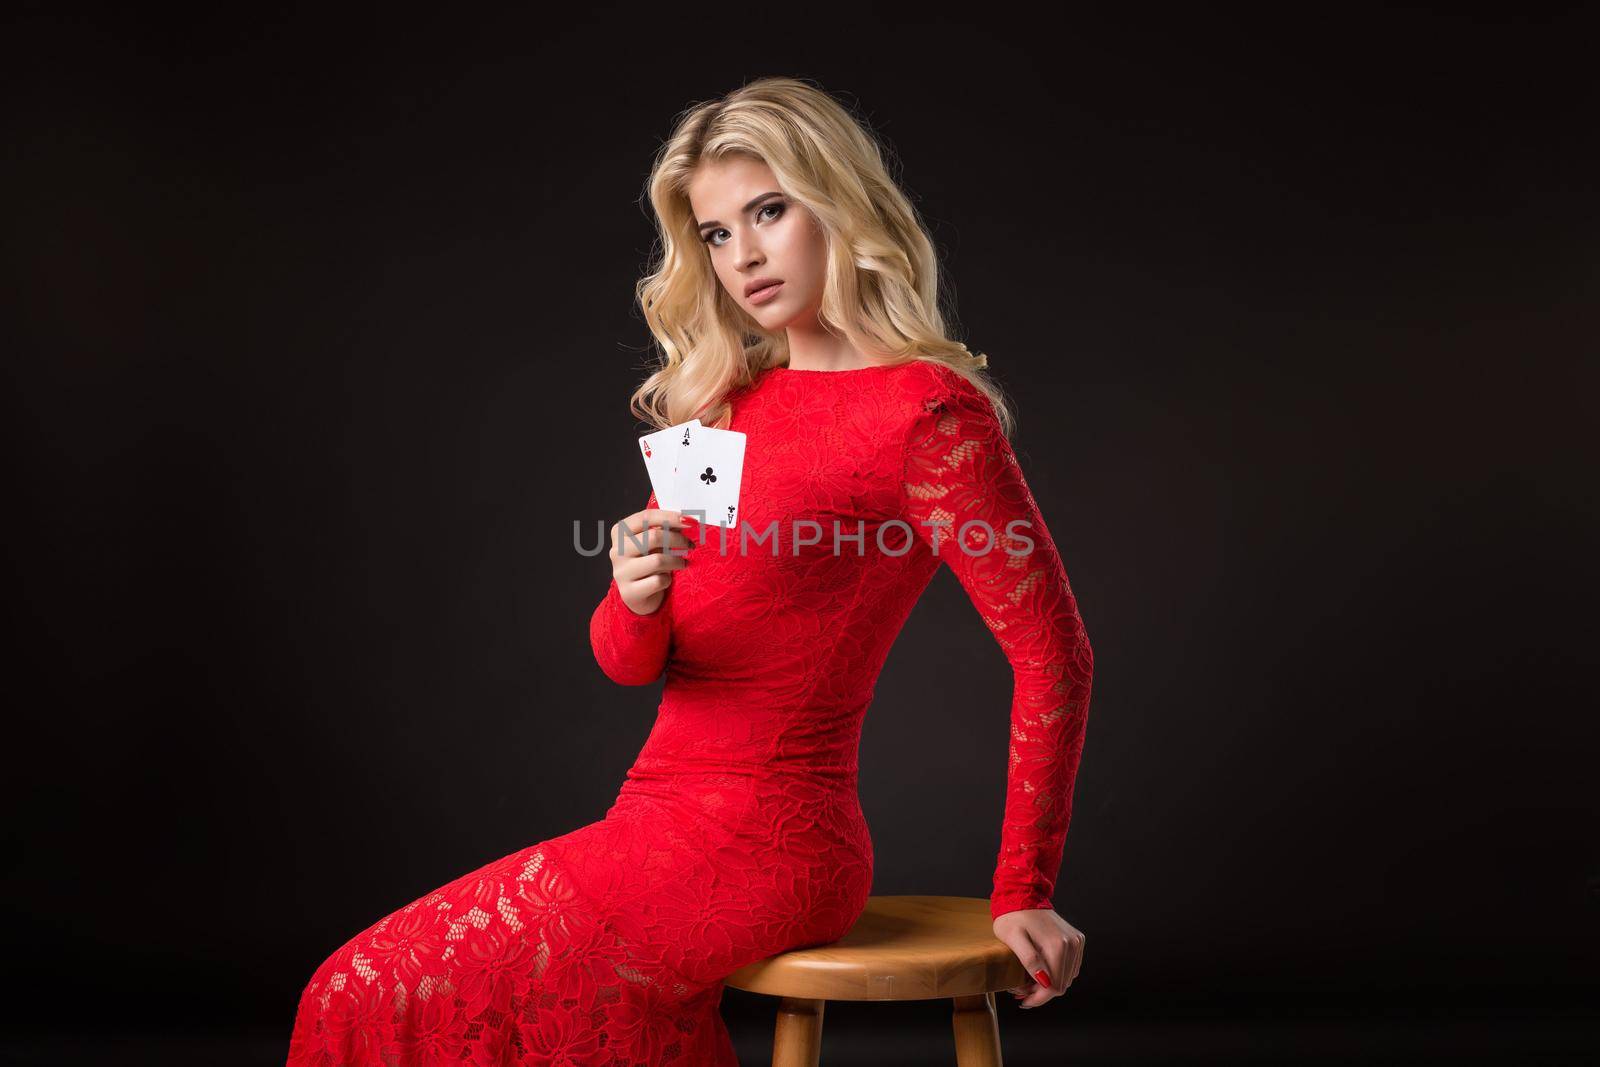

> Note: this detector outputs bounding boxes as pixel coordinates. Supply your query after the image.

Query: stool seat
[726,895,1028,1000]
[725,896,1027,1065]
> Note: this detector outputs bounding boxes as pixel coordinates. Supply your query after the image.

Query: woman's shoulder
[897,359,995,421]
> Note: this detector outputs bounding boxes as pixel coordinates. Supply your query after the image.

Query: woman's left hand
[992,908,1085,1008]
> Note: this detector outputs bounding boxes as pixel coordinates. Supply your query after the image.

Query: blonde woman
[287,76,1093,1066]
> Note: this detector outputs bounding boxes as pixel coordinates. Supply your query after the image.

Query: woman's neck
[783,325,874,372]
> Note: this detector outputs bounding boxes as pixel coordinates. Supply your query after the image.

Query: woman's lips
[748,281,784,305]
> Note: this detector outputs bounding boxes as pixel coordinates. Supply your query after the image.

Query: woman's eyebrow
[696,191,783,234]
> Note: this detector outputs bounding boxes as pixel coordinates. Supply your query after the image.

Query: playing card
[670,424,747,529]
[638,419,700,512]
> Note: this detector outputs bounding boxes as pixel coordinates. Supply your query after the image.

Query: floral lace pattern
[901,375,1095,917]
[285,360,1092,1064]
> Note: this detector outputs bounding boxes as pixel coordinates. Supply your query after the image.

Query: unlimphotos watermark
[573,514,1036,558]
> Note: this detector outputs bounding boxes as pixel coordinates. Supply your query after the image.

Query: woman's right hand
[609,508,698,616]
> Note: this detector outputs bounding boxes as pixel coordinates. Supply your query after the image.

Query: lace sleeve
[589,490,674,686]
[901,379,1095,921]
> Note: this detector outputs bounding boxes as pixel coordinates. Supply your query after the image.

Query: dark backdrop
[6,4,1596,1063]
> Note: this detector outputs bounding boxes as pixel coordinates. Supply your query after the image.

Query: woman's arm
[901,377,1095,921]
[589,490,675,685]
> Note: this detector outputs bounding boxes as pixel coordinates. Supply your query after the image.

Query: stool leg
[772,996,825,1067]
[951,992,1002,1067]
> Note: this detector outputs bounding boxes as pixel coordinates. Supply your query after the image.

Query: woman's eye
[703,201,785,247]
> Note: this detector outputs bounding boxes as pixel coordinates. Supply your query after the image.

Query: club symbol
[698,466,717,485]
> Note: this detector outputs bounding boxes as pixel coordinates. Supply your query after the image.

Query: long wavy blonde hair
[627,76,1015,438]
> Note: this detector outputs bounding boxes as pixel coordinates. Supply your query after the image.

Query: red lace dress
[285,359,1094,1066]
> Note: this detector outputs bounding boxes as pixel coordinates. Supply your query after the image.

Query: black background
[6,4,1597,1063]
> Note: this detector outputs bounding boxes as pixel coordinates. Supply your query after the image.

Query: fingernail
[1034,968,1052,989]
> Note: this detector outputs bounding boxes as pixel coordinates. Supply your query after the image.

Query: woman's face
[687,155,828,331]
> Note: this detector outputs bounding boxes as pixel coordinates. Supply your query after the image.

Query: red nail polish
[1033,968,1052,988]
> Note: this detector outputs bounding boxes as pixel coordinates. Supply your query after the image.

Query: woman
[287,76,1093,1066]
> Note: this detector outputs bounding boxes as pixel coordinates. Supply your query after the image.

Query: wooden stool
[723,895,1028,1066]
